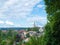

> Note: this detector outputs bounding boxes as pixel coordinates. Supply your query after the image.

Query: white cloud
[37,4,44,8]
[0,20,15,25]
[0,0,42,18]
[5,21,14,25]
[0,0,18,10]
[0,20,4,24]
[26,15,47,27]
[27,15,46,22]
[0,0,46,27]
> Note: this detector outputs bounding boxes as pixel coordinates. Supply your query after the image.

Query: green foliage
[25,36,41,45]
[0,30,18,45]
[26,33,30,37]
[44,0,60,45]
[32,27,39,31]
[0,30,2,44]
[27,27,39,31]
[25,35,46,45]
[27,28,32,31]
[51,12,60,45]
[1,40,7,45]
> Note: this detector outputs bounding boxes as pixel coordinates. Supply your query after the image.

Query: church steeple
[34,21,36,27]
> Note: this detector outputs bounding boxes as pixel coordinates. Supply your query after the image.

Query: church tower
[34,21,36,27]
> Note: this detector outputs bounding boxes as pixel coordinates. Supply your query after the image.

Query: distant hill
[0,27,28,30]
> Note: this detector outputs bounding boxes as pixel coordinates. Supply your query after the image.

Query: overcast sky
[0,0,47,27]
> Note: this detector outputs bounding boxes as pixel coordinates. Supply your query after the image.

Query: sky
[0,0,47,27]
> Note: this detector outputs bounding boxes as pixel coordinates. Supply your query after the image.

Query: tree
[32,27,39,31]
[0,30,2,44]
[44,0,60,45]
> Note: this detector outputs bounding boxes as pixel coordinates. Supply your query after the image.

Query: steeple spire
[34,21,36,27]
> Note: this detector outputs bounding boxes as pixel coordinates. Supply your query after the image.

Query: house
[18,30,28,39]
